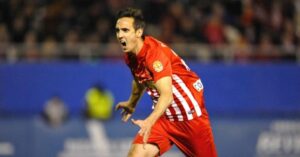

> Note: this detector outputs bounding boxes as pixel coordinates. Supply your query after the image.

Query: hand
[115,101,135,122]
[131,118,153,149]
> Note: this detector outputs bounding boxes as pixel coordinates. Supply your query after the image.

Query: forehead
[116,17,134,28]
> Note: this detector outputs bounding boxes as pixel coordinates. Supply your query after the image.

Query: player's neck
[132,38,144,55]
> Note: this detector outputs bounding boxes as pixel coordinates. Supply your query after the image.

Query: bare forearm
[128,80,145,107]
[146,93,173,124]
[146,76,173,124]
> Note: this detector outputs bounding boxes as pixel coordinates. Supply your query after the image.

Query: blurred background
[0,0,300,157]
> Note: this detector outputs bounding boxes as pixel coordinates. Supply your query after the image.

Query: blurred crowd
[0,0,299,62]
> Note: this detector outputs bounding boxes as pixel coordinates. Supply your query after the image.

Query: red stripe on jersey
[172,95,188,121]
[167,104,178,121]
[172,82,194,120]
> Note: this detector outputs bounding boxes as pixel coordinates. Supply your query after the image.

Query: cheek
[128,35,137,46]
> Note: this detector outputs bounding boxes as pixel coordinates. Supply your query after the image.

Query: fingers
[131,118,135,124]
[142,129,150,149]
[115,103,122,111]
[143,130,150,143]
[115,101,127,111]
[131,119,140,126]
[121,108,132,122]
[131,119,144,136]
[115,102,127,111]
[132,119,145,133]
[115,102,134,113]
[121,109,126,117]
[121,112,131,122]
[115,102,134,122]
[131,119,150,149]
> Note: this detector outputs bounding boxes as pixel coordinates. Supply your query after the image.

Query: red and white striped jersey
[124,36,206,121]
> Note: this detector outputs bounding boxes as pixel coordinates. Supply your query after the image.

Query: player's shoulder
[144,37,172,65]
[145,36,163,47]
[145,36,169,52]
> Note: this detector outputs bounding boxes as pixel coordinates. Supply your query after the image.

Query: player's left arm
[131,76,173,146]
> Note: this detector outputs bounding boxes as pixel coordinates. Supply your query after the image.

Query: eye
[122,28,129,32]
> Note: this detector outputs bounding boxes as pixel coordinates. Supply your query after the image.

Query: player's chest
[129,59,153,84]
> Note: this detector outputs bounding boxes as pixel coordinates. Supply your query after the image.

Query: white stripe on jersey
[172,85,194,120]
[172,74,202,117]
[152,89,159,97]
[165,108,174,121]
[171,101,183,121]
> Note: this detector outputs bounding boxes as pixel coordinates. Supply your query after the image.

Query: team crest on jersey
[153,60,163,72]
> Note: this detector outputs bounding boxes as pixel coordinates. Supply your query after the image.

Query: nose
[117,31,123,39]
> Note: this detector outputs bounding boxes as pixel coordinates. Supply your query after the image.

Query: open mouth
[120,41,126,47]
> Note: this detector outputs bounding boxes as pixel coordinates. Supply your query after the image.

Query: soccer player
[115,8,217,157]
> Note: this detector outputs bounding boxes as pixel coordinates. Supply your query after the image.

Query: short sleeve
[146,49,172,83]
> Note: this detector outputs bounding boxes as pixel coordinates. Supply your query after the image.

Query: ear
[136,28,143,38]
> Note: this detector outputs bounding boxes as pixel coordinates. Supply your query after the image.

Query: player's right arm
[115,79,145,122]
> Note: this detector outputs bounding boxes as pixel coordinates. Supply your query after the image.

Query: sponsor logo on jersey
[193,79,203,92]
[153,60,163,72]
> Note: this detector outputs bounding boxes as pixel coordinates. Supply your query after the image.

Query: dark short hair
[116,8,146,31]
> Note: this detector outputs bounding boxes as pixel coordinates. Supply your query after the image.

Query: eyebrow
[115,27,129,31]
